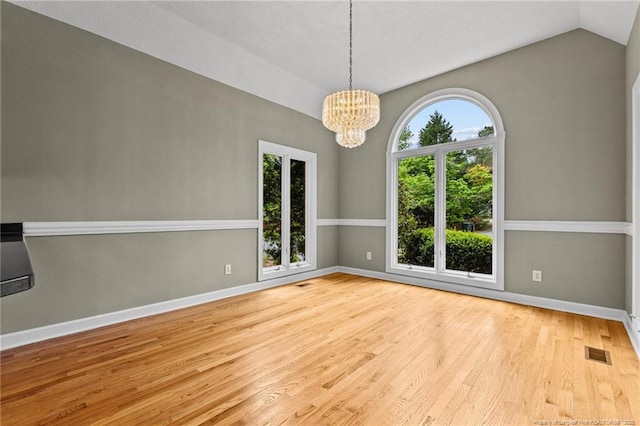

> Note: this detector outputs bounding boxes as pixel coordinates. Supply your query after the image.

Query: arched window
[386,88,505,290]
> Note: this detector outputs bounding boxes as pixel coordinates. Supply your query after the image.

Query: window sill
[259,262,315,282]
[388,264,503,291]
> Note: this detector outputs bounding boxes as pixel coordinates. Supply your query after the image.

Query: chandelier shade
[322,0,380,148]
[322,89,380,148]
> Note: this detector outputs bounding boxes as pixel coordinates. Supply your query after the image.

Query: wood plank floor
[1,273,639,425]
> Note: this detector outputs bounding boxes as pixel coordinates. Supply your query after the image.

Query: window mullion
[282,154,291,270]
[435,148,447,273]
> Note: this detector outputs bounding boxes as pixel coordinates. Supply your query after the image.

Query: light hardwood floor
[1,273,639,425]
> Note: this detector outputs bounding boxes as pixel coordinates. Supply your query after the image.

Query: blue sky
[404,99,493,145]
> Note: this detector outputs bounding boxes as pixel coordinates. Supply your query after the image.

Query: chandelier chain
[349,0,353,90]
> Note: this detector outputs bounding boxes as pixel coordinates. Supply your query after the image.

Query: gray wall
[0,3,338,333]
[625,9,640,314]
[1,3,634,334]
[339,29,628,309]
[339,227,386,272]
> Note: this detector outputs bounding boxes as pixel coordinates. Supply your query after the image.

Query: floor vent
[584,346,612,365]
[295,282,312,287]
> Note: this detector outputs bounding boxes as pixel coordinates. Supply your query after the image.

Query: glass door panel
[259,140,316,281]
[290,159,306,264]
[262,153,282,269]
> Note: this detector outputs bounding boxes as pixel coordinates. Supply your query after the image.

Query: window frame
[258,140,317,281]
[632,73,640,330]
[386,88,505,291]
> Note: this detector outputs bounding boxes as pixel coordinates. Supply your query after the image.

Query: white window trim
[385,88,505,291]
[258,140,317,281]
[632,74,640,331]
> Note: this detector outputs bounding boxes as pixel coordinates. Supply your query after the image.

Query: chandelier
[322,0,380,148]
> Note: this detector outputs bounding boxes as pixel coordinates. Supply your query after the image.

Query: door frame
[258,140,317,282]
[632,74,640,329]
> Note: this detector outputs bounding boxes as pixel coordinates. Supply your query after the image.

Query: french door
[258,140,316,281]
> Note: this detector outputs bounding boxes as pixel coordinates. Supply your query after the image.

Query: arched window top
[389,88,504,153]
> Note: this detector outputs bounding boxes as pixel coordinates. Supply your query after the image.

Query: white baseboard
[622,313,640,359]
[338,266,639,359]
[0,267,338,350]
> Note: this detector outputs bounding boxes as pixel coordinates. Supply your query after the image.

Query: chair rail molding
[23,220,259,237]
[504,220,632,235]
[25,219,631,236]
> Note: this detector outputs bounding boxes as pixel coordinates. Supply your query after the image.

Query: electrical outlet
[225,264,232,275]
[532,270,542,282]
[366,252,372,260]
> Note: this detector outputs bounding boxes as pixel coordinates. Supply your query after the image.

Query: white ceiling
[12,1,640,119]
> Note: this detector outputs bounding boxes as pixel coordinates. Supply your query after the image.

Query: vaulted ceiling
[12,1,640,119]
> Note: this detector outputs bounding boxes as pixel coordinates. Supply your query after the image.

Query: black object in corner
[1,223,35,297]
